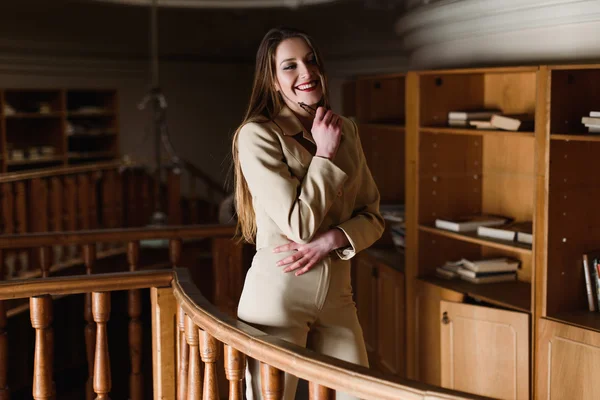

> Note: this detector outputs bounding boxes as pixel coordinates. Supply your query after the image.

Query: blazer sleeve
[335,119,385,260]
[237,122,348,244]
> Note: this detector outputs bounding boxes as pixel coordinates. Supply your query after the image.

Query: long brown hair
[232,26,330,243]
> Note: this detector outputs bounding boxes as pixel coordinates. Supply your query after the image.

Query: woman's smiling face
[273,37,323,116]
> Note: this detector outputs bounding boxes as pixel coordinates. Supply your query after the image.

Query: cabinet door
[354,255,377,361]
[356,77,405,123]
[376,265,405,377]
[415,280,463,386]
[537,318,600,400]
[440,301,529,400]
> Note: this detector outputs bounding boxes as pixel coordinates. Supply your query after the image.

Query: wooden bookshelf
[0,88,119,173]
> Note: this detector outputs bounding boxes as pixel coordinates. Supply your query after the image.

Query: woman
[232,26,384,400]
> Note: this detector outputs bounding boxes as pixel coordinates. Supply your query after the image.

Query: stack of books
[447,109,501,128]
[436,257,520,284]
[434,214,510,232]
[476,221,533,245]
[448,109,534,131]
[581,111,600,133]
[582,250,600,311]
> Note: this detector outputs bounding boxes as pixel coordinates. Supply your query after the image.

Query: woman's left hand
[273,229,349,276]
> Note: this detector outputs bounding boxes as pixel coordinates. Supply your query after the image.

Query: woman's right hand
[312,107,342,160]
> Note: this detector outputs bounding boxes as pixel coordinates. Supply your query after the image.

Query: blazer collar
[273,105,344,144]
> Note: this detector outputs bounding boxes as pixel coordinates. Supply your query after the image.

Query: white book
[459,273,517,284]
[461,257,520,273]
[435,215,509,232]
[589,111,600,117]
[448,109,501,121]
[583,255,596,312]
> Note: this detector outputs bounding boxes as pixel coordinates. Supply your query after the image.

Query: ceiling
[0,0,408,62]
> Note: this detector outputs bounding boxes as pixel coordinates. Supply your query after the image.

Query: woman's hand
[273,229,350,276]
[312,107,342,160]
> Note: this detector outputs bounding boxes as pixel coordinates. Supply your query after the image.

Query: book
[448,109,501,121]
[469,120,495,130]
[434,214,510,232]
[460,257,520,273]
[448,119,469,127]
[458,272,517,284]
[490,114,534,131]
[456,268,517,280]
[583,254,597,311]
[477,221,533,243]
[582,251,600,312]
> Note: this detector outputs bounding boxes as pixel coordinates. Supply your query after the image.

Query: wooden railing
[0,225,486,399]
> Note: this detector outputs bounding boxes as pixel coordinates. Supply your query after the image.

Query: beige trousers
[237,247,369,400]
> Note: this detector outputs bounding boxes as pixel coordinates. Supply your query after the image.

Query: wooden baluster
[124,170,139,227]
[114,169,124,228]
[30,179,49,271]
[168,167,182,225]
[0,252,8,399]
[199,330,219,400]
[84,245,96,400]
[224,345,245,400]
[89,172,100,230]
[260,364,284,400]
[15,181,28,274]
[308,383,334,400]
[2,183,15,278]
[177,307,189,400]
[39,247,55,399]
[170,238,183,268]
[31,295,53,400]
[102,170,118,248]
[127,242,143,400]
[49,177,63,264]
[92,292,111,400]
[78,174,91,232]
[64,176,78,258]
[185,315,202,398]
[141,173,152,225]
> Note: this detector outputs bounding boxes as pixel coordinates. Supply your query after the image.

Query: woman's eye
[308,58,317,65]
[283,64,296,70]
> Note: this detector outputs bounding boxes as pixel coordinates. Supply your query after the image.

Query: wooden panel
[341,80,356,117]
[483,72,537,117]
[546,140,600,315]
[415,280,463,386]
[440,301,529,400]
[418,133,482,225]
[481,135,535,222]
[376,265,405,378]
[1,184,14,234]
[420,74,484,127]
[355,255,377,361]
[151,286,177,399]
[77,174,91,230]
[358,124,404,203]
[550,69,600,134]
[537,318,600,400]
[357,76,405,123]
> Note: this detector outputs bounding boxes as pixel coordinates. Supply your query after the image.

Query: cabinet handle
[441,311,450,325]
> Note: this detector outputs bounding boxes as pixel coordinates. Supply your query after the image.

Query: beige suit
[236,105,384,400]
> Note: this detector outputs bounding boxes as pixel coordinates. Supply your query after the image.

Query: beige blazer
[237,105,384,260]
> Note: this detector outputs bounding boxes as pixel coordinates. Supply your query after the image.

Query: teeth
[297,81,316,90]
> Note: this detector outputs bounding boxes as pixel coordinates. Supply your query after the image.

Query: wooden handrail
[0,270,172,300]
[0,160,138,183]
[0,224,236,249]
[171,268,489,400]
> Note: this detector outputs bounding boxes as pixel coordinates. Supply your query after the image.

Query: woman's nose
[298,62,311,78]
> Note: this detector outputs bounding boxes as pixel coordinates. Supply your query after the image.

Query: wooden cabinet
[440,300,529,400]
[353,252,405,378]
[537,318,600,400]
[0,88,119,173]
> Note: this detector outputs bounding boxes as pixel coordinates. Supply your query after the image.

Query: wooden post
[177,307,189,400]
[167,167,182,225]
[38,247,54,399]
[169,238,183,268]
[308,382,334,400]
[0,252,8,400]
[260,363,284,400]
[199,330,219,400]
[211,238,244,316]
[92,292,111,400]
[224,345,245,400]
[185,315,202,399]
[64,176,77,258]
[151,287,177,399]
[127,242,143,400]
[83,244,96,400]
[31,295,52,400]
[49,177,63,264]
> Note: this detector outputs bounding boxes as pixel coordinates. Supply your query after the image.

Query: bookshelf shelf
[547,312,600,334]
[419,275,531,313]
[5,112,64,119]
[551,133,600,142]
[418,225,533,255]
[6,156,64,166]
[420,127,535,138]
